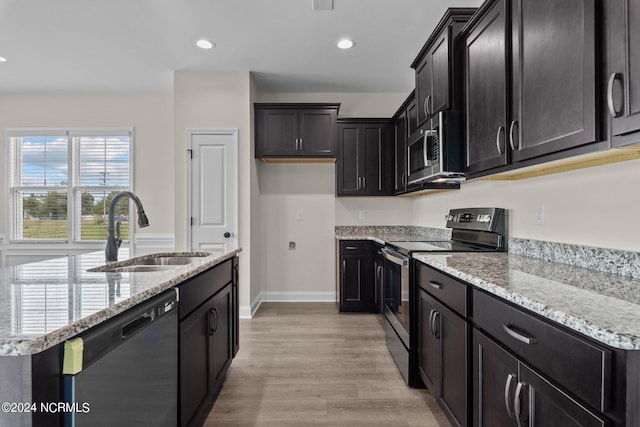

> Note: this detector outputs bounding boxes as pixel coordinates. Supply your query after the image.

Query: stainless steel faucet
[105,191,149,261]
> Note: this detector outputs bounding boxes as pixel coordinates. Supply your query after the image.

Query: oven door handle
[380,247,408,266]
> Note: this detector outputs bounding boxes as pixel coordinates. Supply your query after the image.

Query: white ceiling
[0,0,483,94]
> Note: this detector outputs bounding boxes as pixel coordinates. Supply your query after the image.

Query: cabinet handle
[299,138,303,151]
[496,126,505,155]
[428,309,436,336]
[428,281,443,290]
[607,73,623,118]
[362,176,366,189]
[509,121,518,151]
[504,373,516,418]
[514,381,526,427]
[423,97,429,117]
[342,260,346,273]
[433,311,440,339]
[345,246,359,250]
[503,323,536,345]
[213,307,219,333]
[208,308,215,336]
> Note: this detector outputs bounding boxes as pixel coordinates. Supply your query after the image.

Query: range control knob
[445,214,455,222]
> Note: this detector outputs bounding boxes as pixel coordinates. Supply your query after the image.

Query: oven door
[381,248,410,348]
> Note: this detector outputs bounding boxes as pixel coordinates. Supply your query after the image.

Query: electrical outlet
[358,210,365,220]
[296,210,304,221]
[534,204,545,225]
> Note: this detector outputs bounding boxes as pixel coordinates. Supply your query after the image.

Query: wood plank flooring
[205,302,451,426]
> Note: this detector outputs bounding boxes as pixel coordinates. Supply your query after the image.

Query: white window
[7,128,133,244]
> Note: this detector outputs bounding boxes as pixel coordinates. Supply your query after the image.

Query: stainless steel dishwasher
[63,288,178,427]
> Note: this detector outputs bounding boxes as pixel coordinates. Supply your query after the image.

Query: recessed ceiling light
[195,39,216,50]
[0,56,7,62]
[336,39,355,50]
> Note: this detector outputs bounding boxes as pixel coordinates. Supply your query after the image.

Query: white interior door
[188,130,238,250]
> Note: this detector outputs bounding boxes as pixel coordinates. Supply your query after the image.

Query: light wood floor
[205,302,451,427]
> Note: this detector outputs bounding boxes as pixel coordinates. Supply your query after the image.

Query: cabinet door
[336,123,362,196]
[340,255,372,311]
[298,109,337,156]
[180,301,213,427]
[465,0,510,174]
[362,124,389,195]
[407,97,418,136]
[520,365,607,427]
[439,304,468,427]
[510,0,597,161]
[394,111,407,194]
[430,31,451,117]
[416,54,433,126]
[210,284,232,396]
[256,109,298,156]
[473,329,519,427]
[609,0,640,144]
[418,289,440,391]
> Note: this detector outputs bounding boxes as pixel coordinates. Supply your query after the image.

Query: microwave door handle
[422,133,428,169]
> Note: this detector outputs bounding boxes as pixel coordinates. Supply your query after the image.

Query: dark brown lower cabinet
[179,258,238,427]
[418,289,468,427]
[339,241,376,312]
[473,328,607,427]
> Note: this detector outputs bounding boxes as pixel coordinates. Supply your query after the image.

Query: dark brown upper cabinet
[463,0,599,176]
[336,119,393,197]
[392,92,414,195]
[608,0,640,147]
[254,103,339,160]
[412,8,477,128]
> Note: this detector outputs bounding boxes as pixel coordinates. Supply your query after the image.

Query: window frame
[6,127,135,248]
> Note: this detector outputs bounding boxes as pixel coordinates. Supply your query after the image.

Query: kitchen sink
[108,265,180,273]
[132,256,204,266]
[87,252,210,273]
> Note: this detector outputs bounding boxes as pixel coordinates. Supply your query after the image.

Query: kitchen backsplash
[509,238,640,279]
[336,226,640,279]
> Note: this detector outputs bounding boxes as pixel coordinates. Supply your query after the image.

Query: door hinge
[187,149,193,159]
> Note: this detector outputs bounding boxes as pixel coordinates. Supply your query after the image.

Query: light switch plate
[358,210,365,220]
[296,210,304,221]
[534,204,545,225]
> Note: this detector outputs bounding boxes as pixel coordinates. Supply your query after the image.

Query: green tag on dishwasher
[62,338,84,375]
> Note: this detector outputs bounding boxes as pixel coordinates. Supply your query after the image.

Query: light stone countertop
[0,246,241,356]
[414,252,640,350]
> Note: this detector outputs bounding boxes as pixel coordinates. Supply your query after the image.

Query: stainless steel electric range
[380,207,507,386]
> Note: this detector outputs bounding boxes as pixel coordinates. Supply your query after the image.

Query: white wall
[173,71,258,313]
[412,157,640,251]
[0,93,175,241]
[255,92,412,298]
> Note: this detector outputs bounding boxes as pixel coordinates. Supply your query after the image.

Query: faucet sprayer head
[137,210,149,228]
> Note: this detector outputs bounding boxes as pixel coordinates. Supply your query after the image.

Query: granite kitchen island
[0,246,241,427]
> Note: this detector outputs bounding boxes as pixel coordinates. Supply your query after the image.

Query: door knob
[224,232,231,238]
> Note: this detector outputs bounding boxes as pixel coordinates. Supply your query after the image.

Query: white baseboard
[261,291,337,302]
[239,291,337,319]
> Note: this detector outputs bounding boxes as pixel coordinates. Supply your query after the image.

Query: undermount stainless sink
[109,265,179,273]
[132,256,204,266]
[88,253,210,273]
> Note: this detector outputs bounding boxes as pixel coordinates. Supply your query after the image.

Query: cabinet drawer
[415,262,468,316]
[179,259,233,320]
[339,240,367,255]
[473,290,611,412]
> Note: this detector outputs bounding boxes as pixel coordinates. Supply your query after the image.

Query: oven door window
[384,261,410,336]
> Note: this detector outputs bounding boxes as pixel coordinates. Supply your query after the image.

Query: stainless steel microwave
[407,111,465,184]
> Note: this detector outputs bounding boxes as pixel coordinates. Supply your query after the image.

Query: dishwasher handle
[121,311,154,339]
